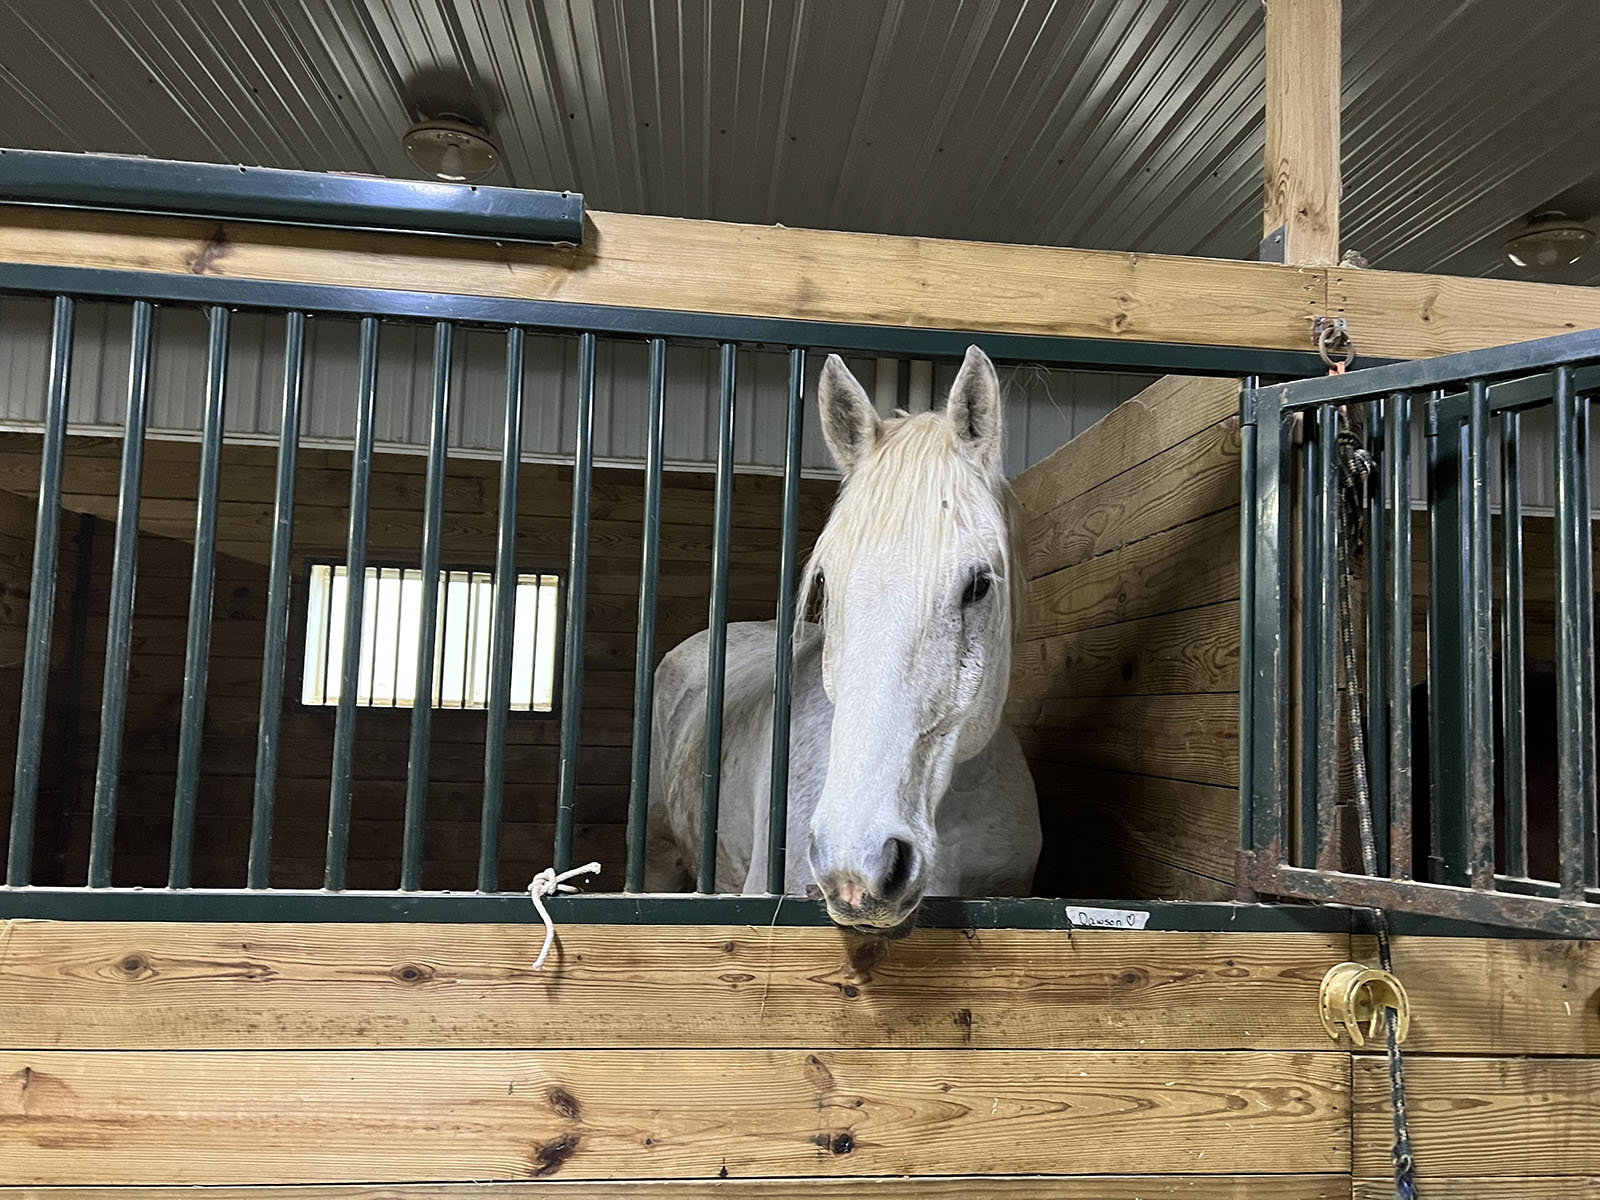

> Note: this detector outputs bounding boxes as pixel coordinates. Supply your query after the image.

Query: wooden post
[1264,0,1341,267]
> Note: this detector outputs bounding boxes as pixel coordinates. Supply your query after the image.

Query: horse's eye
[961,571,992,606]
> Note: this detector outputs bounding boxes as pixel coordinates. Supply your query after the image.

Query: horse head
[800,345,1020,935]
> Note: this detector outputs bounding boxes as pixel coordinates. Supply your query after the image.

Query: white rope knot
[528,861,601,971]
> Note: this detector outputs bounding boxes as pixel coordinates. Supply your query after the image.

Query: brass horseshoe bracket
[1319,961,1410,1047]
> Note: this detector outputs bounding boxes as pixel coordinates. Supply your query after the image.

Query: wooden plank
[1012,376,1242,520]
[1038,768,1240,883]
[0,1047,1349,1184]
[1009,600,1240,702]
[0,208,1325,353]
[1018,692,1240,788]
[1060,833,1237,904]
[1264,0,1341,267]
[0,1180,1352,1200]
[1350,936,1600,1057]
[1024,508,1240,642]
[1355,1180,1600,1200]
[1352,1056,1600,1178]
[1023,418,1241,579]
[1333,266,1600,358]
[0,923,1349,1052]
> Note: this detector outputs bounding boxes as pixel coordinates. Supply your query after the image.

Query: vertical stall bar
[168,305,230,888]
[767,347,807,894]
[1498,408,1529,878]
[479,327,525,893]
[88,300,154,889]
[326,316,380,891]
[1553,366,1596,898]
[1364,398,1390,873]
[1297,417,1322,866]
[1463,379,1496,889]
[1426,393,1469,885]
[553,332,597,874]
[1313,405,1339,872]
[1249,389,1291,861]
[698,342,738,893]
[400,322,454,891]
[1385,393,1414,878]
[250,312,305,888]
[7,295,73,886]
[1238,384,1259,854]
[625,338,668,892]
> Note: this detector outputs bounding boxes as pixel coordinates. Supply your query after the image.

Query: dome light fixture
[403,117,500,183]
[1503,211,1595,270]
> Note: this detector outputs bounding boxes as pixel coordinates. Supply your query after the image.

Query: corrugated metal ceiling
[1,1,1597,282]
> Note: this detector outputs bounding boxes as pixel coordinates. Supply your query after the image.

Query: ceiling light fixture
[403,117,500,183]
[1503,211,1595,270]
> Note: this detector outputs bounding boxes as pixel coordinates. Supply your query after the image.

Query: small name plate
[1065,905,1152,930]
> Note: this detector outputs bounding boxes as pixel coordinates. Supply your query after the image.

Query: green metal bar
[1314,406,1339,872]
[1498,408,1528,878]
[249,311,305,889]
[1364,398,1390,874]
[168,305,231,888]
[1464,379,1496,890]
[88,300,154,889]
[1385,393,1414,879]
[7,295,73,886]
[767,348,807,894]
[699,342,738,893]
[553,332,597,874]
[326,316,380,891]
[479,326,525,893]
[625,338,667,893]
[1553,366,1596,899]
[1298,419,1320,866]
[1248,388,1291,864]
[1238,387,1258,856]
[401,322,454,892]
[1426,392,1469,886]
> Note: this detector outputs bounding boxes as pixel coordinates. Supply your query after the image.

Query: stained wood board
[0,1047,1350,1184]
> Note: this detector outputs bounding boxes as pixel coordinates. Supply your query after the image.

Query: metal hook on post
[1314,316,1355,375]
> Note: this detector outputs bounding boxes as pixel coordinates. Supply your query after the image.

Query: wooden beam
[0,922,1347,1051]
[1264,0,1341,266]
[0,1048,1350,1184]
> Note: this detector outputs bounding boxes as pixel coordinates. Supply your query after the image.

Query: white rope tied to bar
[527,862,601,970]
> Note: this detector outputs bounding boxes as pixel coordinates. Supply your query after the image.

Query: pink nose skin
[836,880,867,910]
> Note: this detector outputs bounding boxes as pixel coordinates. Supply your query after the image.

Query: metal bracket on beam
[1259,224,1288,264]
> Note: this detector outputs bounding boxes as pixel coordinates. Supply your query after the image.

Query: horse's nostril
[879,838,915,901]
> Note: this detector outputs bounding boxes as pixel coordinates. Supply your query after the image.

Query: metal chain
[1333,409,1418,1200]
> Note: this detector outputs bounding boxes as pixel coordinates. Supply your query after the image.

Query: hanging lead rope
[1333,409,1418,1200]
[528,861,601,970]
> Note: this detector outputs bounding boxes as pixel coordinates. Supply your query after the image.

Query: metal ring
[1317,322,1355,370]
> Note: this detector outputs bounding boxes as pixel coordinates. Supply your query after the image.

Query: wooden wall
[0,432,836,891]
[1008,375,1244,900]
[0,920,1594,1195]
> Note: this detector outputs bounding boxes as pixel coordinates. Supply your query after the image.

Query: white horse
[646,346,1041,935]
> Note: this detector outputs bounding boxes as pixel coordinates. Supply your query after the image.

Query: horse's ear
[819,354,879,474]
[946,345,1003,469]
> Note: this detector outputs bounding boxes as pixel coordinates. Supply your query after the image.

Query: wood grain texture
[1263,0,1340,266]
[1018,693,1240,788]
[1352,1055,1600,1178]
[1010,600,1239,702]
[1011,376,1242,521]
[1023,418,1241,578]
[0,922,1348,1051]
[1355,1180,1600,1200]
[0,1181,1352,1200]
[0,207,1324,352]
[1351,936,1600,1057]
[1023,508,1240,642]
[0,1047,1350,1184]
[1333,266,1600,358]
[1042,769,1241,884]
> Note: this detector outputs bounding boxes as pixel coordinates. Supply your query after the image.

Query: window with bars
[299,564,562,713]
